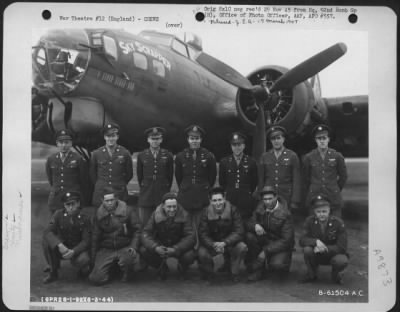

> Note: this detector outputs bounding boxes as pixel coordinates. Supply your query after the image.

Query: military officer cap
[259,185,277,196]
[103,123,120,136]
[312,124,331,137]
[162,192,178,202]
[61,191,81,203]
[144,126,166,138]
[311,195,331,209]
[55,129,73,141]
[184,125,205,137]
[266,126,286,139]
[209,186,225,197]
[230,132,247,144]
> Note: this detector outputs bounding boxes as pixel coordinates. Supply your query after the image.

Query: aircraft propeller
[196,42,347,160]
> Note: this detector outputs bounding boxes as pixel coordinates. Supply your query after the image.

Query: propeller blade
[270,43,347,92]
[49,89,73,129]
[196,52,253,90]
[252,103,266,163]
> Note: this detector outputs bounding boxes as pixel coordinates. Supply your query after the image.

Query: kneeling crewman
[198,187,247,283]
[89,187,141,285]
[42,191,91,283]
[141,192,196,280]
[299,195,349,284]
[246,186,294,281]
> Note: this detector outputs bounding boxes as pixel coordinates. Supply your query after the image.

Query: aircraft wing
[325,95,368,157]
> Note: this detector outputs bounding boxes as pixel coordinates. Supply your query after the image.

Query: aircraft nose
[32,29,90,95]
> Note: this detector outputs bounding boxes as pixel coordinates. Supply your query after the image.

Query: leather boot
[247,269,263,282]
[43,271,58,284]
[331,270,344,285]
[121,268,133,283]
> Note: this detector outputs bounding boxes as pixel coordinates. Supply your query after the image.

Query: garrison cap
[230,132,246,144]
[266,126,286,139]
[259,185,277,196]
[144,126,166,138]
[162,192,178,202]
[103,123,120,136]
[312,124,331,137]
[55,129,73,141]
[311,195,331,209]
[61,191,81,203]
[185,125,205,137]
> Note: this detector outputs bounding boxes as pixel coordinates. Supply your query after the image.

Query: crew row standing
[46,123,347,218]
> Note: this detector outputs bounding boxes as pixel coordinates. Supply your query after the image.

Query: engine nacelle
[236,65,316,138]
[46,97,112,147]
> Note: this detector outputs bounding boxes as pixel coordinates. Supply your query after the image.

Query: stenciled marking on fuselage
[88,68,135,92]
[119,40,171,71]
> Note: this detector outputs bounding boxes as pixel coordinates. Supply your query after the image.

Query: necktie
[61,153,66,162]
[192,150,197,160]
[235,157,241,166]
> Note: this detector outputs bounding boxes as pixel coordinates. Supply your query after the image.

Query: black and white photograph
[2,3,397,311]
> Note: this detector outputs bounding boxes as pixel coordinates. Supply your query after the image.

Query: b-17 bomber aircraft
[31,28,368,161]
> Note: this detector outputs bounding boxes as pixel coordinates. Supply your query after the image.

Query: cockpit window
[187,45,201,61]
[133,52,148,70]
[138,31,173,46]
[172,39,188,58]
[91,33,102,46]
[36,48,46,66]
[152,60,165,77]
[103,35,118,61]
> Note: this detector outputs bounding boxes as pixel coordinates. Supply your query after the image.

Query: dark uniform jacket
[175,147,217,211]
[46,151,89,209]
[199,201,244,251]
[219,154,258,219]
[141,204,195,256]
[43,209,91,255]
[299,215,348,256]
[258,148,301,206]
[246,199,294,254]
[302,148,347,207]
[92,200,141,256]
[137,148,174,208]
[90,145,133,205]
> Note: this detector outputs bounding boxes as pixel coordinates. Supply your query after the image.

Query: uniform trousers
[138,205,156,227]
[198,242,247,275]
[139,246,196,270]
[246,232,292,272]
[303,246,348,278]
[89,247,140,285]
[42,239,90,273]
[186,209,204,249]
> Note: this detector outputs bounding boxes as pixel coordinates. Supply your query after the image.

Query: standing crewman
[219,132,258,221]
[46,129,89,212]
[258,126,301,210]
[175,125,217,242]
[302,124,347,217]
[42,191,91,283]
[90,123,133,207]
[136,127,174,226]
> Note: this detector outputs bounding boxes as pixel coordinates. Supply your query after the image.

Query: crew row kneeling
[42,187,348,285]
